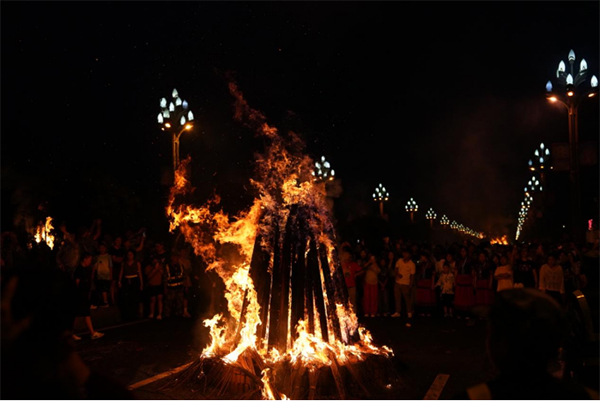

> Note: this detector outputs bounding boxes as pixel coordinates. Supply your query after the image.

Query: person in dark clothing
[453,288,598,400]
[1,267,133,399]
[72,253,104,340]
[514,247,538,289]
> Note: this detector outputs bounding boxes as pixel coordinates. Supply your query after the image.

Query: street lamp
[425,208,437,227]
[525,175,543,193]
[405,198,418,223]
[373,183,389,217]
[158,88,195,177]
[546,49,598,240]
[440,215,450,227]
[312,156,335,182]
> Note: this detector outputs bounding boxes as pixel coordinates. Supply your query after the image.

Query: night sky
[2,2,599,240]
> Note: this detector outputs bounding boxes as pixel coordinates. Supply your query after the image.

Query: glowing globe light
[558,60,566,73]
[162,109,170,118]
[180,116,186,126]
[188,111,194,121]
[182,100,189,109]
[540,143,545,149]
[540,157,544,164]
[169,102,175,112]
[546,81,553,92]
[157,113,164,124]
[568,49,575,61]
[545,149,550,156]
[172,88,179,98]
[528,159,533,166]
[566,74,574,85]
[535,150,539,157]
[580,59,588,72]
[175,97,182,106]
[160,98,167,108]
[592,75,598,88]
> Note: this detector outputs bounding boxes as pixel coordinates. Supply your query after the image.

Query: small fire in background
[33,216,55,250]
[489,235,509,245]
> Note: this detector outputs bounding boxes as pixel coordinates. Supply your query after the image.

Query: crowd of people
[1,219,207,341]
[340,236,599,327]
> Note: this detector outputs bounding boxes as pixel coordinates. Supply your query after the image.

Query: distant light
[169,102,175,112]
[535,150,539,157]
[185,124,192,130]
[548,96,558,102]
[567,90,574,97]
[182,100,188,109]
[568,49,575,62]
[589,93,597,98]
[592,75,598,88]
[180,116,186,126]
[188,110,194,121]
[566,74,574,85]
[331,170,335,176]
[580,59,588,72]
[162,110,170,118]
[160,98,167,108]
[546,81,553,92]
[540,157,544,163]
[324,162,330,168]
[157,113,164,124]
[175,97,182,106]
[321,156,326,162]
[528,159,533,166]
[540,143,545,149]
[165,122,172,128]
[558,60,566,73]
[172,88,179,98]
[545,149,550,155]
[315,162,321,168]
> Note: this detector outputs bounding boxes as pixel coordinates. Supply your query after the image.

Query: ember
[163,83,401,399]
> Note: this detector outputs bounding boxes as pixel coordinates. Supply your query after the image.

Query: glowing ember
[166,83,395,399]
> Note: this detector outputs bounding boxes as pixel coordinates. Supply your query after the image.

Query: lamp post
[426,208,437,228]
[440,215,450,227]
[405,198,418,223]
[546,49,598,240]
[373,183,389,218]
[312,156,335,183]
[158,88,195,177]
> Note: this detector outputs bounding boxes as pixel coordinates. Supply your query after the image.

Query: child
[436,262,455,318]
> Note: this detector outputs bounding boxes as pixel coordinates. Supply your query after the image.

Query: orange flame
[167,83,392,398]
[490,235,509,245]
[33,217,55,250]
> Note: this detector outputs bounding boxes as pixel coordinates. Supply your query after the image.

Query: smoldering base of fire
[161,347,404,400]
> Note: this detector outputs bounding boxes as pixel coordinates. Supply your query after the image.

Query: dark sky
[2,1,599,238]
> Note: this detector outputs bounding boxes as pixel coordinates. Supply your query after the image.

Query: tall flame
[167,82,392,398]
[33,217,55,250]
[490,235,509,245]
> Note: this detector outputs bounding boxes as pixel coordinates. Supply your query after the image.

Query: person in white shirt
[538,255,565,305]
[494,255,514,292]
[392,249,416,321]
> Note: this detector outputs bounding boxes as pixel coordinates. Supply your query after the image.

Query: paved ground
[76,312,496,400]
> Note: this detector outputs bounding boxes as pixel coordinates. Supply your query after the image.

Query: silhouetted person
[454,288,598,399]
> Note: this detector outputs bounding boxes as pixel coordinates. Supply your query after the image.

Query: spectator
[144,256,164,320]
[163,253,186,318]
[94,243,113,307]
[514,247,538,289]
[415,252,436,317]
[72,253,104,340]
[494,254,514,292]
[377,253,393,317]
[455,288,597,399]
[392,249,415,326]
[436,262,455,318]
[539,254,565,305]
[362,254,380,318]
[340,248,362,312]
[109,236,125,305]
[119,250,143,321]
[454,247,475,321]
[474,251,494,308]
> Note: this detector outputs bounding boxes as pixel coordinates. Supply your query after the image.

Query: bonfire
[163,82,401,399]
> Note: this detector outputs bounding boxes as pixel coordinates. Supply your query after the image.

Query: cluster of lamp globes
[545,49,598,104]
[312,156,335,182]
[372,183,390,202]
[446,219,484,239]
[516,192,534,241]
[528,143,551,172]
[157,88,195,131]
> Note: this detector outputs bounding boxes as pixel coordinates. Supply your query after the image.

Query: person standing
[144,256,164,320]
[474,251,494,308]
[392,249,416,325]
[163,253,186,318]
[363,255,380,317]
[454,247,475,320]
[72,253,104,340]
[539,255,565,305]
[435,262,455,317]
[415,252,436,317]
[109,237,125,306]
[494,254,514,292]
[340,248,362,312]
[94,243,113,307]
[119,250,143,321]
[513,247,538,289]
